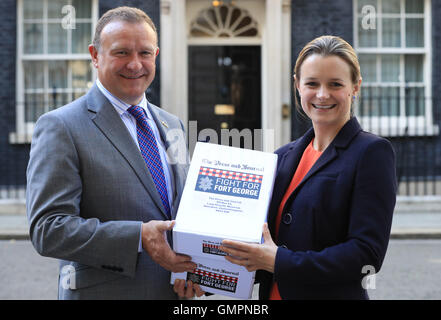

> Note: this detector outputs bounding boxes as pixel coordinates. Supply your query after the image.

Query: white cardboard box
[171,142,277,298]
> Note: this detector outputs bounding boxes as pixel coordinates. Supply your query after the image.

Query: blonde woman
[221,35,397,300]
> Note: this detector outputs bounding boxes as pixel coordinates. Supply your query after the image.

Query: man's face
[89,20,159,105]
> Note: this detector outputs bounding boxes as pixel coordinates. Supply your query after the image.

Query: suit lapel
[267,128,314,231]
[86,86,167,218]
[147,102,188,219]
[270,117,363,229]
[147,103,172,150]
[291,144,338,194]
[286,119,362,199]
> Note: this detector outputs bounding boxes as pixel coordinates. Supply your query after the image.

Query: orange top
[270,139,323,300]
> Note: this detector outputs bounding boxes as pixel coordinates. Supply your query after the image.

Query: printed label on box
[187,268,238,293]
[202,240,227,256]
[195,166,263,199]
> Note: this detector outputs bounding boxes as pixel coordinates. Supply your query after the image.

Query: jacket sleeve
[26,112,141,278]
[274,138,397,286]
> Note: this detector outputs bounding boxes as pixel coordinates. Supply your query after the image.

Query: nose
[316,86,330,100]
[126,54,143,72]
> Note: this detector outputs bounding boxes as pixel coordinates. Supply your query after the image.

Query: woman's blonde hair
[293,35,361,116]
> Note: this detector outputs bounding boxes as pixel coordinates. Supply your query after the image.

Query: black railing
[358,94,441,197]
[1,98,441,199]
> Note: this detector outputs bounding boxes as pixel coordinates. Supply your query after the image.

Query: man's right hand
[141,220,196,273]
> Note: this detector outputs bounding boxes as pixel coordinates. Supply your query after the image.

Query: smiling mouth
[312,104,336,110]
[120,74,145,79]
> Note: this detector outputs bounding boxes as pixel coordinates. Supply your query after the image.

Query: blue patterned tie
[127,105,171,218]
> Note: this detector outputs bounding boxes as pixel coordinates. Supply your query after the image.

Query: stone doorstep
[395,196,441,213]
[1,198,441,216]
[1,198,441,241]
[0,201,26,216]
[1,224,441,241]
[0,230,29,240]
[390,228,441,239]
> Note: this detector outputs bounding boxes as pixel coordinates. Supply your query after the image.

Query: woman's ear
[294,74,301,97]
[353,77,362,97]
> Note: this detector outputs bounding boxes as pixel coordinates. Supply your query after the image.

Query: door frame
[160,0,291,151]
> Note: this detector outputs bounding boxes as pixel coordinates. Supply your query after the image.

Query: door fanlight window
[190,4,258,37]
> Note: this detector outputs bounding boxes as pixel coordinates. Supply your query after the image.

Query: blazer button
[282,212,292,225]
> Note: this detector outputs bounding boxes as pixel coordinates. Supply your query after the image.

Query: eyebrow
[303,77,345,83]
[109,45,157,51]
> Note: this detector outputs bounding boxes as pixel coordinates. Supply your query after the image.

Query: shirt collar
[96,79,153,120]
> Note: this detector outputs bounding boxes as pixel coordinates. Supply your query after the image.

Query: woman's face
[296,54,361,131]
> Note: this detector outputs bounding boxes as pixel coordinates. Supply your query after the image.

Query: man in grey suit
[26,6,203,299]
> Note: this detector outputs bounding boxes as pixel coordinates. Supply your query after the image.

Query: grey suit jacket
[26,84,189,299]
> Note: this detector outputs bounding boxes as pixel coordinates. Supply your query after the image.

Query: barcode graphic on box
[187,268,238,293]
[202,243,227,256]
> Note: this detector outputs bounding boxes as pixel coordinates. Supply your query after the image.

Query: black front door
[188,46,261,149]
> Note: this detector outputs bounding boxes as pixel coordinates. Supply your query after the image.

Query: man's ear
[89,44,99,68]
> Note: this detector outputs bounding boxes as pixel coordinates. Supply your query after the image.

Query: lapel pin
[161,121,168,128]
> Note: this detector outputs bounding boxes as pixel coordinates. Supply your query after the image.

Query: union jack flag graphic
[198,167,263,183]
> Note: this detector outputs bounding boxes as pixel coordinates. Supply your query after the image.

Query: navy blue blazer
[258,117,397,300]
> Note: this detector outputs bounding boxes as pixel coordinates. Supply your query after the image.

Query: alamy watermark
[361,265,376,290]
[60,265,76,290]
[361,5,377,30]
[164,121,276,165]
[61,5,76,30]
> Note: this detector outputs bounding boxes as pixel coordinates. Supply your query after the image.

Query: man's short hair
[92,6,158,51]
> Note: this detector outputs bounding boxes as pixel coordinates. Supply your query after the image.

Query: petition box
[171,142,277,298]
[173,142,277,260]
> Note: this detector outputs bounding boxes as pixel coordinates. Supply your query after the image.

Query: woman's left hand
[220,223,278,273]
[173,279,205,299]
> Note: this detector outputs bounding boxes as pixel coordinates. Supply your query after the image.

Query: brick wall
[0,0,161,192]
[290,0,354,138]
[0,0,30,190]
[288,0,441,187]
[0,0,439,194]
